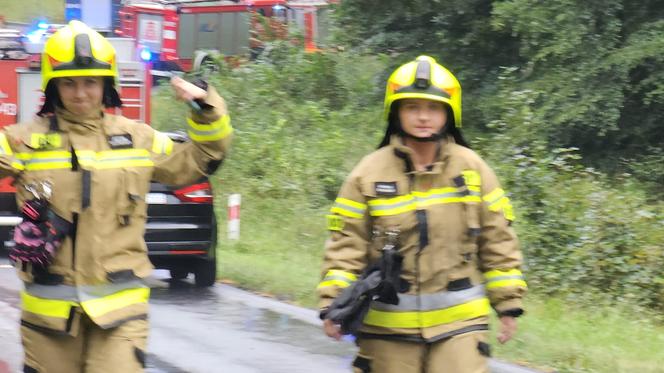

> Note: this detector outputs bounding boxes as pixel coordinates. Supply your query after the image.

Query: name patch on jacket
[108,134,133,149]
[30,133,62,150]
[375,182,398,196]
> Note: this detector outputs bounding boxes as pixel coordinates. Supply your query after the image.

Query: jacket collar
[390,135,453,174]
[54,106,105,134]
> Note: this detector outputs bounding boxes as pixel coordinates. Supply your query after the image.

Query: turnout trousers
[21,308,148,373]
[353,330,490,373]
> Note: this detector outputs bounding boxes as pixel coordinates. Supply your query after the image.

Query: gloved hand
[9,199,66,268]
[9,221,57,267]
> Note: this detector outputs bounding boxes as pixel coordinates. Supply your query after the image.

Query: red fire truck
[117,0,289,73]
[116,0,338,73]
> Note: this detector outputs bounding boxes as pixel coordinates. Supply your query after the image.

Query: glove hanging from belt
[9,199,70,268]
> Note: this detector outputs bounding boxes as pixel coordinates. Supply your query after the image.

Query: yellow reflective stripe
[0,133,13,155]
[367,193,413,207]
[12,161,25,170]
[336,198,366,210]
[81,287,150,319]
[16,150,70,160]
[330,197,367,219]
[364,297,491,328]
[483,188,505,204]
[152,132,174,155]
[325,269,358,282]
[317,279,355,289]
[330,206,363,219]
[483,188,515,220]
[91,149,154,169]
[21,291,76,319]
[503,203,515,221]
[16,151,72,170]
[484,269,523,279]
[484,269,527,289]
[15,149,153,170]
[486,279,527,289]
[368,194,415,216]
[317,270,357,289]
[370,203,416,217]
[488,196,510,212]
[187,114,233,142]
[368,187,481,217]
[83,149,154,169]
[416,196,481,208]
[93,158,153,169]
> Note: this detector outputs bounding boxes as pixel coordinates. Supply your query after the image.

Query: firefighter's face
[398,99,447,138]
[56,76,104,116]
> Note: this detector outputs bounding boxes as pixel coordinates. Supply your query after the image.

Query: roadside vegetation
[152,40,663,372]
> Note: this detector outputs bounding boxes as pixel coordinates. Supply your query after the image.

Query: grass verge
[214,192,664,373]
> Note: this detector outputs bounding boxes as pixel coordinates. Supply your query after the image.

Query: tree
[332,0,664,185]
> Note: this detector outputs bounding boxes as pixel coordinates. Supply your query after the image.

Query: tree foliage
[332,0,664,186]
[152,42,663,313]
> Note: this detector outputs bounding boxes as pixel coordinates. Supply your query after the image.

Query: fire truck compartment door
[138,14,164,53]
[17,69,42,123]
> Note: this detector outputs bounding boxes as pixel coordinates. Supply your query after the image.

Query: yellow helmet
[41,20,117,90]
[384,55,462,127]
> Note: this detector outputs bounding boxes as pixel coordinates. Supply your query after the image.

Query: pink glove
[9,221,56,267]
[9,199,62,268]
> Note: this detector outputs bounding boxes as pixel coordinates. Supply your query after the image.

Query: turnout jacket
[318,135,526,341]
[0,86,232,334]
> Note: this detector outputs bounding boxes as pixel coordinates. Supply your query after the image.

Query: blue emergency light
[27,30,45,44]
[140,47,152,62]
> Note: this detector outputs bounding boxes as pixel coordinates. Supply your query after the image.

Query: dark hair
[377,102,470,149]
[37,76,122,117]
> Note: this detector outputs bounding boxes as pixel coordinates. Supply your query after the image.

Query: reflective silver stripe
[371,285,486,312]
[78,280,147,301]
[486,275,524,282]
[25,283,79,302]
[368,198,414,212]
[369,190,480,213]
[24,279,147,303]
[333,201,365,215]
[321,274,355,283]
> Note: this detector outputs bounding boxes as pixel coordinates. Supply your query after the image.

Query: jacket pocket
[116,168,148,226]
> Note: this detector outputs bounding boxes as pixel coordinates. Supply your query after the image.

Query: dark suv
[0,132,218,287]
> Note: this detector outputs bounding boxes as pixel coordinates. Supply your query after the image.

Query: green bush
[152,43,663,314]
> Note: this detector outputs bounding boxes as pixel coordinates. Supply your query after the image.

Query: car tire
[195,258,217,287]
[170,269,189,280]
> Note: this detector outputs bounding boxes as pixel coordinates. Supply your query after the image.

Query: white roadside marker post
[228,194,241,240]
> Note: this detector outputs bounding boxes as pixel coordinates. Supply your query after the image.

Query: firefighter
[0,21,232,373]
[318,55,527,373]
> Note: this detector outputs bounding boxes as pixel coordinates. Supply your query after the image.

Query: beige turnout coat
[0,86,231,333]
[318,135,526,341]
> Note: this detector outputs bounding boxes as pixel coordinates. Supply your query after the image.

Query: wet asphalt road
[0,258,355,373]
[0,258,544,373]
